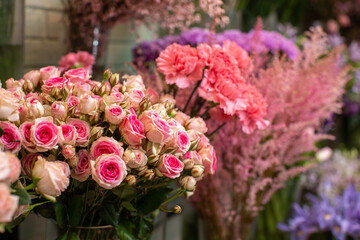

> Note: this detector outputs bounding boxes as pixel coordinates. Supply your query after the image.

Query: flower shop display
[0,63,222,239]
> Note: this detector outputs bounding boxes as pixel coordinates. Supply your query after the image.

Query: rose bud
[28,99,44,119]
[144,169,155,181]
[125,175,137,186]
[173,205,182,214]
[182,158,194,170]
[105,104,125,125]
[23,70,41,88]
[124,88,145,110]
[90,126,104,139]
[51,101,67,120]
[71,149,92,182]
[78,94,98,115]
[123,149,148,169]
[109,73,120,87]
[67,155,79,168]
[32,156,70,201]
[0,183,19,223]
[157,154,184,179]
[119,115,146,146]
[180,176,197,191]
[91,154,127,189]
[198,145,217,175]
[23,80,34,93]
[185,117,208,134]
[90,137,124,160]
[62,145,76,159]
[0,122,22,153]
[174,111,190,126]
[191,165,205,178]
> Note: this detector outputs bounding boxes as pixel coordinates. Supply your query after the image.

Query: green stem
[160,188,185,206]
[183,81,201,113]
[207,122,227,138]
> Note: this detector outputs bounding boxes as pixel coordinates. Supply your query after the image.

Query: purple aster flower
[328,34,345,48]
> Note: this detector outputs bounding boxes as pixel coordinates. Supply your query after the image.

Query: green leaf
[138,218,153,239]
[68,231,80,240]
[112,185,136,200]
[116,223,136,240]
[13,188,31,205]
[68,195,83,227]
[56,232,68,240]
[54,201,67,229]
[99,203,119,227]
[0,127,3,137]
[137,187,173,215]
[121,201,137,212]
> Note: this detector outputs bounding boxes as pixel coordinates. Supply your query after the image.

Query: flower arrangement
[58,51,95,73]
[0,63,218,239]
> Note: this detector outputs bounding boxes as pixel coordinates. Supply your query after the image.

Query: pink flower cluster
[58,51,95,73]
[156,41,268,133]
[0,66,216,205]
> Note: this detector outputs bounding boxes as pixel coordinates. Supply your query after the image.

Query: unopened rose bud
[173,205,182,214]
[61,86,70,98]
[191,165,204,178]
[90,126,104,139]
[188,139,200,151]
[139,97,150,113]
[103,68,112,81]
[148,155,159,165]
[23,80,34,93]
[167,109,176,118]
[67,155,79,168]
[62,145,76,160]
[144,169,155,181]
[180,176,196,191]
[44,95,55,105]
[88,113,100,124]
[125,175,137,186]
[120,100,130,109]
[155,168,164,177]
[183,158,194,170]
[164,147,177,154]
[121,85,126,94]
[51,87,60,99]
[92,86,100,95]
[109,73,120,87]
[99,84,106,96]
[136,165,148,176]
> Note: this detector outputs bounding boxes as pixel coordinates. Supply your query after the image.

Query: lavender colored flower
[328,34,345,47]
[279,184,360,240]
[349,41,360,62]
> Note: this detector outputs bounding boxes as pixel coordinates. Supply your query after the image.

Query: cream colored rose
[0,88,20,122]
[32,157,70,201]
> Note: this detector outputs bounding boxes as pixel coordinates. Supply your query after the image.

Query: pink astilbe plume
[191,27,350,240]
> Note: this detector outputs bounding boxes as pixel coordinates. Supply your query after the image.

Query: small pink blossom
[63,68,90,84]
[41,77,69,94]
[90,137,124,160]
[119,115,146,146]
[71,149,92,182]
[105,104,125,125]
[67,118,90,147]
[19,122,36,152]
[30,120,59,152]
[58,51,95,73]
[39,66,60,81]
[21,153,40,176]
[62,145,76,159]
[198,145,217,175]
[157,154,184,179]
[59,124,77,146]
[140,110,173,143]
[0,122,22,153]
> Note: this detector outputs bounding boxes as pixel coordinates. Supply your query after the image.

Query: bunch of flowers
[132,27,299,66]
[278,183,360,240]
[189,27,349,240]
[0,64,217,238]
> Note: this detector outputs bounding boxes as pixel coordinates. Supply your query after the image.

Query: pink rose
[66,95,80,114]
[63,68,90,84]
[0,183,19,223]
[90,137,124,160]
[185,117,208,134]
[40,66,60,81]
[156,44,204,88]
[146,88,159,104]
[58,52,95,73]
[62,145,76,159]
[41,77,69,94]
[105,104,125,125]
[174,111,190,126]
[123,149,148,169]
[101,92,124,110]
[0,122,22,153]
[124,89,145,110]
[51,101,67,120]
[71,149,92,182]
[157,154,184,179]
[27,98,44,119]
[19,122,36,152]
[78,94,98,115]
[139,110,172,143]
[119,115,146,146]
[197,134,210,151]
[30,119,59,152]
[21,153,40,176]
[67,118,90,147]
[32,157,70,201]
[23,70,41,88]
[182,151,202,165]
[73,82,92,96]
[198,145,217,175]
[59,124,77,145]
[5,78,23,90]
[91,154,127,189]
[167,130,191,153]
[0,151,21,183]
[0,88,20,122]
[186,129,201,143]
[19,105,28,123]
[123,75,146,91]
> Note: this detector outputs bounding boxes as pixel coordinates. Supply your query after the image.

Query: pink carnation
[156,43,204,88]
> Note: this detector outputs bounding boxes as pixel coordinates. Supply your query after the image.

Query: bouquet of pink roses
[0,65,217,239]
